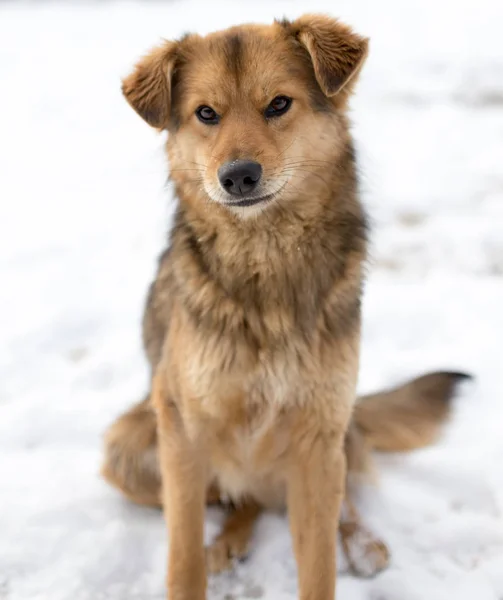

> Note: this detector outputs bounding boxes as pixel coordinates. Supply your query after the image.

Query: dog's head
[122,15,368,217]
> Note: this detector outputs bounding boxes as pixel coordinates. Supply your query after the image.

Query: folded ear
[122,41,178,129]
[287,14,369,97]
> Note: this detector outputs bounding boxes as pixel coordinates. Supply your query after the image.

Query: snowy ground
[1,1,503,598]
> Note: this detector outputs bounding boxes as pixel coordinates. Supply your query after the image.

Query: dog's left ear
[285,14,369,97]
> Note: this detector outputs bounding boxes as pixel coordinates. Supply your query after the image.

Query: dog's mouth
[225,193,275,208]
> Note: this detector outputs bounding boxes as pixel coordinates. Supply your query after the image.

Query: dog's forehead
[179,25,304,101]
[203,23,285,59]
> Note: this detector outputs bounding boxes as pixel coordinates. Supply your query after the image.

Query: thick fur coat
[101,15,468,600]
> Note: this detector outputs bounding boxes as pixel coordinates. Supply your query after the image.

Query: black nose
[217,160,262,196]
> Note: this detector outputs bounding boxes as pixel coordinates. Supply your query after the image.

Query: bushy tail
[101,372,471,505]
[353,371,470,452]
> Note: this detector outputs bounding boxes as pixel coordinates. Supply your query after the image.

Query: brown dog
[101,14,469,600]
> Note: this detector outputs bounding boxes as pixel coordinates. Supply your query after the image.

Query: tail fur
[101,371,471,505]
[352,371,471,453]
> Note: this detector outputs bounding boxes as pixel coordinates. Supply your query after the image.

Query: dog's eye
[265,96,292,118]
[196,105,220,125]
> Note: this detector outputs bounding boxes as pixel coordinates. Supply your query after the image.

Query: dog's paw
[340,523,390,578]
[205,536,249,574]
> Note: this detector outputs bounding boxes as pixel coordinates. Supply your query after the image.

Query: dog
[101,14,469,600]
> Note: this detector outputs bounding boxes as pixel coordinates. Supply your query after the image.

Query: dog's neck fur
[167,138,368,347]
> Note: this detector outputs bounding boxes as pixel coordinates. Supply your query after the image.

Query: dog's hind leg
[340,423,390,577]
[101,394,163,507]
[339,491,390,578]
[205,500,262,574]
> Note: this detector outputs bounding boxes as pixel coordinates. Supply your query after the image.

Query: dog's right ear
[122,41,178,129]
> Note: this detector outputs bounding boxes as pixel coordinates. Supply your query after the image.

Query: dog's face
[123,15,368,217]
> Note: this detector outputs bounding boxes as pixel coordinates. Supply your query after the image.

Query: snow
[0,0,502,598]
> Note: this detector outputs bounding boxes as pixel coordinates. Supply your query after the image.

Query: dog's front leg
[153,374,207,600]
[287,416,346,600]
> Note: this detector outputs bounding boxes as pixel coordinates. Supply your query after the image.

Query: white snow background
[1,1,502,598]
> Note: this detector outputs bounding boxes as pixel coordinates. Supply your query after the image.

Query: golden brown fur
[102,373,468,507]
[102,14,469,599]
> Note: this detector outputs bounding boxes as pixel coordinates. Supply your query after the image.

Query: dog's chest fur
[160,197,366,505]
[170,293,352,507]
[188,342,299,507]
